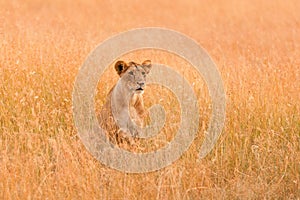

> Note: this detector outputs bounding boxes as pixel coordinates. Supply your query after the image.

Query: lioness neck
[112,80,140,109]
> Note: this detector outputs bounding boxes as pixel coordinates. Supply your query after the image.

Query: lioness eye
[142,72,145,75]
[128,71,134,75]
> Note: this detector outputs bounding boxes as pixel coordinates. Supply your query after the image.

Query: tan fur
[98,60,152,146]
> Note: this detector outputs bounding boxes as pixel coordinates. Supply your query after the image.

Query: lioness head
[114,60,152,94]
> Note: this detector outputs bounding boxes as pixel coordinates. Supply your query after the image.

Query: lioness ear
[115,61,127,76]
[142,60,152,74]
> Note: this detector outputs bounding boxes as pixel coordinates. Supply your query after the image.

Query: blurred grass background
[0,0,299,199]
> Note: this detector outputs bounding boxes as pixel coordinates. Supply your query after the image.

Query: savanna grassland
[0,0,299,199]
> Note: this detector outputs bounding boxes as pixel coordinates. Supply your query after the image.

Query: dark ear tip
[142,60,151,66]
[115,60,125,73]
[117,63,123,71]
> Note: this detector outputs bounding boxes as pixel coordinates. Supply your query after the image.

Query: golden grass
[1,0,299,199]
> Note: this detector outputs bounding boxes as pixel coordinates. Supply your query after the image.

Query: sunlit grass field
[1,0,299,199]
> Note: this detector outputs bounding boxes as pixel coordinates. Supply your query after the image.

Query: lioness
[98,60,152,146]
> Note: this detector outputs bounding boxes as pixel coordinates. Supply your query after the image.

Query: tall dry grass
[0,0,299,199]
